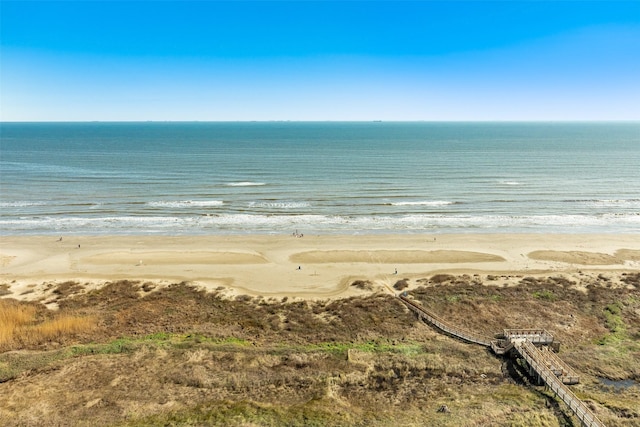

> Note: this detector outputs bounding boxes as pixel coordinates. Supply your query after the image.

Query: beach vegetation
[70,338,135,356]
[430,274,456,284]
[532,290,556,301]
[122,400,366,427]
[0,299,95,352]
[597,302,628,345]
[392,279,409,290]
[0,284,11,296]
[620,272,640,288]
[489,294,503,302]
[52,280,83,298]
[445,294,460,302]
[1,277,639,426]
[351,279,373,290]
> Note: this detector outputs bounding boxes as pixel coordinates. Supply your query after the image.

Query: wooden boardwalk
[399,294,605,427]
[516,340,603,427]
[399,294,491,346]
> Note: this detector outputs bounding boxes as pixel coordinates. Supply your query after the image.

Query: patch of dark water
[598,377,638,390]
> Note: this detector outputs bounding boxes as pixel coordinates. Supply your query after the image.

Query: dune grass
[0,299,95,351]
[0,301,37,348]
[1,278,638,426]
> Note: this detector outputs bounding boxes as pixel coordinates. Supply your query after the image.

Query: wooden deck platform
[399,294,604,427]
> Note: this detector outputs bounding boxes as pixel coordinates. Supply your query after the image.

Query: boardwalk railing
[515,341,604,427]
[398,294,604,427]
[490,339,513,355]
[399,294,491,346]
[504,329,554,345]
[539,346,580,385]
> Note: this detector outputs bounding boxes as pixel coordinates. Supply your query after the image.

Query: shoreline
[2,233,640,304]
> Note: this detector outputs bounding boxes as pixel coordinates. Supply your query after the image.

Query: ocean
[1,122,639,235]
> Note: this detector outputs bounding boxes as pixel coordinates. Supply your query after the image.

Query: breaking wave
[147,200,224,208]
[225,182,266,187]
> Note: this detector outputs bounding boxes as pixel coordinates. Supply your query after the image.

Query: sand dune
[290,250,504,264]
[528,248,640,265]
[81,251,268,265]
[528,250,622,265]
[616,249,640,261]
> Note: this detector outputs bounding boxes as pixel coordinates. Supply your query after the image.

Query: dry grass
[1,277,639,426]
[0,299,95,351]
[0,300,37,348]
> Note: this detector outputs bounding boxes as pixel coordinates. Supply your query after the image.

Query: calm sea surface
[1,122,639,235]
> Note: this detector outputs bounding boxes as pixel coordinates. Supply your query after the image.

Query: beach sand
[1,234,639,303]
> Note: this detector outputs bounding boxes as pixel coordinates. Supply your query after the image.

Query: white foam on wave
[390,201,455,206]
[226,182,266,187]
[202,214,327,226]
[0,201,46,208]
[498,180,522,186]
[147,200,224,208]
[586,199,640,208]
[2,212,639,235]
[248,201,311,209]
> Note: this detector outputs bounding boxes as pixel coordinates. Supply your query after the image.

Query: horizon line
[2,119,639,124]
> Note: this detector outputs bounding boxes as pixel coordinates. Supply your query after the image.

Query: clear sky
[1,1,639,121]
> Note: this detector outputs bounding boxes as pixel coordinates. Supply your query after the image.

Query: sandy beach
[2,233,639,304]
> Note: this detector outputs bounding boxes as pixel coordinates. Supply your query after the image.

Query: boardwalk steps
[538,345,581,385]
[516,341,602,427]
[399,294,604,427]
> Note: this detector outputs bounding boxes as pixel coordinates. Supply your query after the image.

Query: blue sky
[1,1,639,121]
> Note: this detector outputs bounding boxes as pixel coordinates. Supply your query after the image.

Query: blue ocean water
[1,122,639,235]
